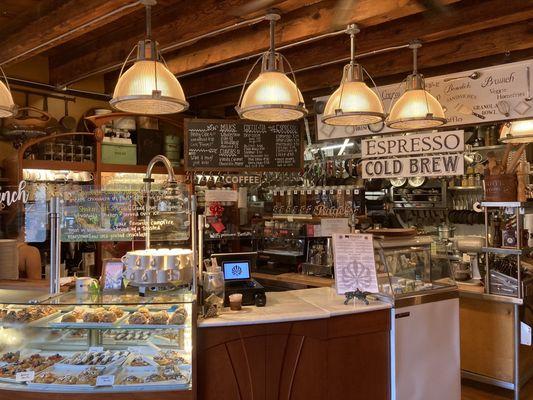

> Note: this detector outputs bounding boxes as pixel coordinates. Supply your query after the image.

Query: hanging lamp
[322,24,384,126]
[110,0,188,115]
[499,119,533,143]
[0,67,16,118]
[386,41,446,130]
[235,12,307,122]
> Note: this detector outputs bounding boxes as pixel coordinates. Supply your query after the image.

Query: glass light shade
[387,89,446,130]
[0,80,15,118]
[110,60,188,115]
[499,119,533,143]
[239,71,307,122]
[322,81,384,126]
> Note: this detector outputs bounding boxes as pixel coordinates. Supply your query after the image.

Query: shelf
[448,186,483,191]
[22,160,96,172]
[468,144,506,151]
[101,163,184,175]
[481,201,533,208]
[481,246,523,255]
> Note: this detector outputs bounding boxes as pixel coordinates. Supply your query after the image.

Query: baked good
[0,351,20,363]
[122,375,142,384]
[128,312,148,325]
[137,306,151,315]
[169,311,186,325]
[56,374,78,384]
[149,311,169,325]
[175,307,188,317]
[145,373,165,382]
[83,312,99,323]
[130,356,150,367]
[101,311,117,323]
[71,307,86,320]
[61,313,77,322]
[108,306,124,318]
[35,372,57,384]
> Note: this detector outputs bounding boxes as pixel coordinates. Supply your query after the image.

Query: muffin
[61,313,77,323]
[169,312,186,325]
[100,311,117,323]
[108,306,124,318]
[122,375,142,384]
[83,312,99,323]
[128,312,148,325]
[137,306,151,315]
[149,311,169,325]
[71,307,86,320]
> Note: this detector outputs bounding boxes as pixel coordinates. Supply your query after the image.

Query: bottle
[299,189,307,214]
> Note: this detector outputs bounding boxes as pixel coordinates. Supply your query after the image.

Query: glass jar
[203,267,225,310]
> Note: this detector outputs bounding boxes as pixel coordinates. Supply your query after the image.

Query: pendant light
[386,41,446,130]
[235,12,307,122]
[110,0,188,115]
[0,67,16,118]
[322,24,384,126]
[499,119,533,143]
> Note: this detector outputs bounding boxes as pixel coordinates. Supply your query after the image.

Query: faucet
[144,155,177,249]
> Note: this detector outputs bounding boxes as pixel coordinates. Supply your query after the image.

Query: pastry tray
[49,312,129,329]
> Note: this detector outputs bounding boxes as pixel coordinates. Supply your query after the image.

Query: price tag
[16,371,35,382]
[95,375,115,387]
[89,346,104,353]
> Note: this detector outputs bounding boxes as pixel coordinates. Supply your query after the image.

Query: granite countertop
[198,287,392,328]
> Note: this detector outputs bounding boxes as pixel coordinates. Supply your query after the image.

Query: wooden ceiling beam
[188,21,533,110]
[0,0,142,67]
[48,0,323,86]
[163,0,460,77]
[179,0,533,98]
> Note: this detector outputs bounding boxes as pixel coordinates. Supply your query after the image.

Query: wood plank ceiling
[1,0,532,117]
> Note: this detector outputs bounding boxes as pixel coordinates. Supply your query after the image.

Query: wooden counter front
[198,309,390,400]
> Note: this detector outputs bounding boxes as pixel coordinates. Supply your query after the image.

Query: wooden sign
[361,130,465,179]
[184,119,303,171]
[316,59,533,139]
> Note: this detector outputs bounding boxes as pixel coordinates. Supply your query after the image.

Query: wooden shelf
[21,160,96,172]
[101,163,184,175]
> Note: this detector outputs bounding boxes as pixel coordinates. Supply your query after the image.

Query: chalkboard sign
[184,119,303,171]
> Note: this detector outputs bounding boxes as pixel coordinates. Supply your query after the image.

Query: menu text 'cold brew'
[184,119,302,171]
[361,130,465,179]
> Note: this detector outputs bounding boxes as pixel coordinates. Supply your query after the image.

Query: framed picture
[101,258,124,290]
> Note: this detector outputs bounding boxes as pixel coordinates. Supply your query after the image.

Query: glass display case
[374,236,456,302]
[0,288,195,397]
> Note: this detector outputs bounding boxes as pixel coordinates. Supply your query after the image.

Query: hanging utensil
[60,99,76,132]
[526,66,532,102]
[454,103,485,120]
[496,100,511,117]
[443,71,481,82]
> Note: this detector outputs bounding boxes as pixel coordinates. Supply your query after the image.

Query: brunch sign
[361,130,464,179]
[0,181,29,209]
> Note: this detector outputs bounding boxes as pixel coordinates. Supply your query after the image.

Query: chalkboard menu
[184,119,303,171]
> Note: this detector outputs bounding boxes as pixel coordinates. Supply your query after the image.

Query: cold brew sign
[361,130,464,179]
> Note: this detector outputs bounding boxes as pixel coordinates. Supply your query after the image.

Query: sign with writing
[16,371,35,382]
[0,181,29,209]
[333,234,379,295]
[61,185,190,242]
[316,59,533,139]
[361,130,464,179]
[185,119,303,171]
[95,375,115,387]
[321,218,350,236]
[195,174,262,186]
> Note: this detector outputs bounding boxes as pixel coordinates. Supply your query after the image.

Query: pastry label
[88,346,104,353]
[96,375,115,387]
[16,370,35,382]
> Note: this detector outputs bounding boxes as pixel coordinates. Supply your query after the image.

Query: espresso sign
[361,130,464,179]
[185,119,302,171]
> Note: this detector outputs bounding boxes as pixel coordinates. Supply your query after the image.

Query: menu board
[185,119,303,171]
[60,185,190,242]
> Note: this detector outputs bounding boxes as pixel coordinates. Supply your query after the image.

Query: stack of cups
[122,248,193,286]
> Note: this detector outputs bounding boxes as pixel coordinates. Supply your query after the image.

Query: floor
[462,379,533,400]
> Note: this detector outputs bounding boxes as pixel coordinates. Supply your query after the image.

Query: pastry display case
[374,236,457,302]
[0,288,196,398]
